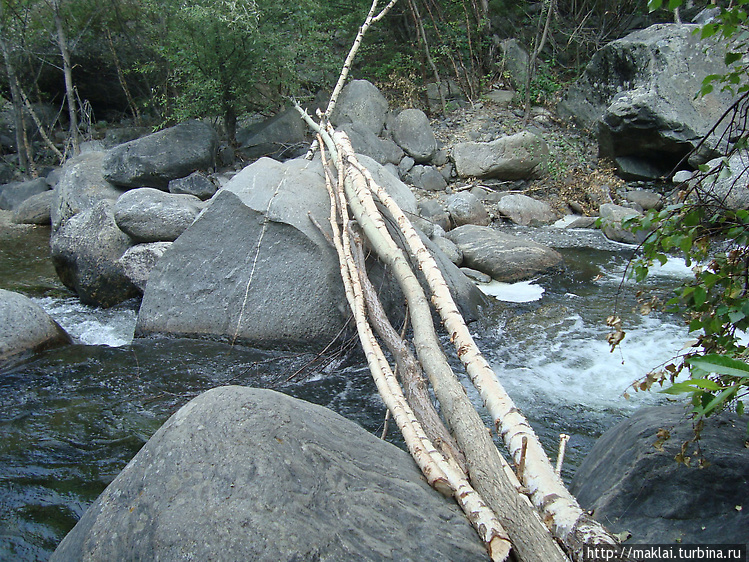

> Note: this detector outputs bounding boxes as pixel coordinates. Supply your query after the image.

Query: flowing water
[0,217,692,561]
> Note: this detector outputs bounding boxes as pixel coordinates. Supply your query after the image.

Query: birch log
[357,149,620,558]
[318,141,512,562]
[332,130,569,562]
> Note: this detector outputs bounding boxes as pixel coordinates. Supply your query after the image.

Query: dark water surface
[0,216,690,560]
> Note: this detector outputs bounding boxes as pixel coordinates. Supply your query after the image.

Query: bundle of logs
[293,1,621,560]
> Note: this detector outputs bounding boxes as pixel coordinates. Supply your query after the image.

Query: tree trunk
[52,0,79,156]
[0,10,30,174]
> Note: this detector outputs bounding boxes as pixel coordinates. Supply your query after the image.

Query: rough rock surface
[558,24,734,179]
[446,192,490,227]
[571,404,749,544]
[330,79,389,135]
[339,121,403,165]
[168,171,217,200]
[452,131,549,179]
[446,224,564,282]
[0,289,71,365]
[497,193,558,226]
[50,200,139,307]
[390,108,438,163]
[51,151,124,231]
[114,188,203,243]
[12,190,55,225]
[236,108,308,161]
[103,120,218,189]
[599,203,644,245]
[118,242,172,292]
[51,386,488,562]
[0,177,49,210]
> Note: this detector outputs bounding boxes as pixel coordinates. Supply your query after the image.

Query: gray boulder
[390,108,438,163]
[356,154,417,214]
[339,121,404,165]
[599,203,644,244]
[497,193,558,226]
[50,200,139,307]
[236,108,308,161]
[432,235,463,266]
[690,152,749,210]
[571,404,749,544]
[135,157,405,347]
[330,79,389,135]
[418,199,451,232]
[452,131,549,179]
[0,177,49,210]
[446,192,490,227]
[446,224,564,282]
[114,188,204,243]
[426,79,466,112]
[624,188,662,211]
[0,289,71,365]
[103,120,218,189]
[118,242,172,292]
[51,386,488,562]
[12,189,55,225]
[168,171,218,200]
[558,24,735,179]
[51,151,125,231]
[406,165,447,192]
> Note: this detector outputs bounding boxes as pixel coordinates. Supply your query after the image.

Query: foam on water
[34,296,137,347]
[478,279,545,303]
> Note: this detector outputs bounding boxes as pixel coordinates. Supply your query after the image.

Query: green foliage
[614,2,749,432]
[622,157,749,426]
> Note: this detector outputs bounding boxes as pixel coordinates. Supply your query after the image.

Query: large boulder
[51,386,488,561]
[118,242,172,292]
[688,151,749,210]
[12,189,55,225]
[390,108,438,163]
[558,24,735,180]
[497,193,558,226]
[0,289,71,365]
[135,156,408,347]
[338,121,404,165]
[114,188,204,243]
[446,224,564,282]
[51,151,124,231]
[50,200,140,307]
[103,120,218,189]
[0,177,49,210]
[599,203,644,245]
[330,79,389,135]
[571,404,749,544]
[236,108,308,161]
[168,171,218,200]
[452,131,549,179]
[446,192,491,227]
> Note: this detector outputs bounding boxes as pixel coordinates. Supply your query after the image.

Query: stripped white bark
[318,140,512,562]
[332,130,569,562]
[357,156,619,558]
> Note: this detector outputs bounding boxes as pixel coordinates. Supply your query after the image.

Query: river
[0,217,691,561]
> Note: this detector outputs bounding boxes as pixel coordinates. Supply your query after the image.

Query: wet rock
[446,224,564,282]
[51,386,488,562]
[50,200,139,307]
[0,289,71,365]
[572,404,749,544]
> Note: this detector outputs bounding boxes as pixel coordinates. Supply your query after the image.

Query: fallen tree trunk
[318,139,512,562]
